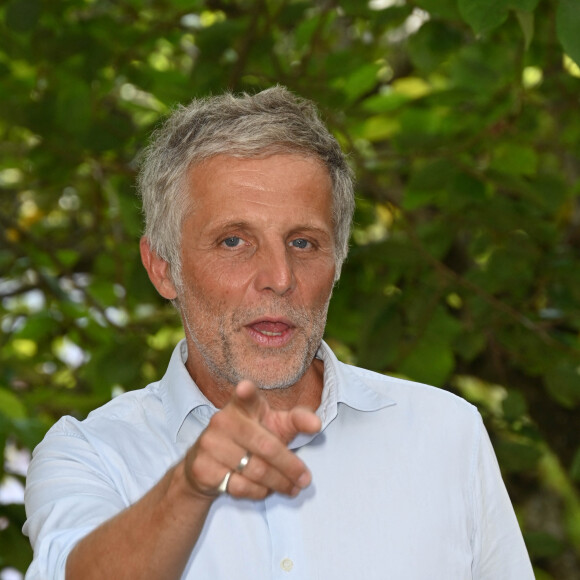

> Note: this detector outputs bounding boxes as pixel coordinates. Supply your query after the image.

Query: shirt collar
[161,340,217,442]
[161,339,396,443]
[290,341,396,448]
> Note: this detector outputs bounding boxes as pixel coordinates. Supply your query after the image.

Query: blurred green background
[1,0,579,577]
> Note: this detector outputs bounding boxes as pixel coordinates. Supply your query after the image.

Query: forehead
[185,154,334,226]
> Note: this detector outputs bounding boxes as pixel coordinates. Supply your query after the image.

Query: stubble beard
[179,290,330,391]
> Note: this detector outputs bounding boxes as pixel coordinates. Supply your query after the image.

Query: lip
[244,317,296,347]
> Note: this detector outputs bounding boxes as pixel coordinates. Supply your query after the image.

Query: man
[24,87,534,579]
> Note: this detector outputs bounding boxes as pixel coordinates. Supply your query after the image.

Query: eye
[222,236,243,248]
[290,238,311,249]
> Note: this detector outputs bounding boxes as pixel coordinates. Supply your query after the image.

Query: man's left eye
[222,236,242,248]
[290,238,310,249]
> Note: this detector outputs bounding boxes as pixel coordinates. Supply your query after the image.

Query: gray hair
[137,86,355,285]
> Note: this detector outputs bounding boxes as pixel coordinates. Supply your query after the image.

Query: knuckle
[227,476,266,500]
[209,411,229,430]
[196,429,218,453]
[251,460,267,480]
[255,435,277,458]
[187,456,214,490]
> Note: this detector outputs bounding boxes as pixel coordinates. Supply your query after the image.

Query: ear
[139,237,178,300]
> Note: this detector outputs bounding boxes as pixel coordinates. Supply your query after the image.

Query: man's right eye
[222,236,242,248]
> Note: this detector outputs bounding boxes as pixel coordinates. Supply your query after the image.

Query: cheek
[183,254,249,288]
[298,264,335,306]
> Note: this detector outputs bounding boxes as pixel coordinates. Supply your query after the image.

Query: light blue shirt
[24,340,534,579]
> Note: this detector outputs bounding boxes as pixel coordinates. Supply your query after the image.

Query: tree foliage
[1,0,579,577]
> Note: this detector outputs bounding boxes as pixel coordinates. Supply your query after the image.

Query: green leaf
[570,446,580,482]
[403,159,458,210]
[341,63,381,105]
[361,93,409,114]
[11,418,48,450]
[56,249,80,268]
[502,390,528,422]
[495,440,542,472]
[14,311,54,341]
[449,172,487,206]
[523,531,565,559]
[408,20,464,73]
[398,309,462,386]
[0,389,26,420]
[457,0,509,34]
[399,338,455,387]
[356,114,400,141]
[509,0,540,10]
[56,80,93,138]
[294,11,334,51]
[544,362,580,408]
[515,10,534,50]
[415,0,462,19]
[4,0,40,33]
[489,142,538,176]
[556,0,580,66]
[358,302,404,370]
[0,504,33,571]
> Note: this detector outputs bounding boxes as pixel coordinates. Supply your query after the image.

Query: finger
[225,473,281,500]
[291,407,322,433]
[234,453,298,496]
[263,406,322,444]
[231,419,312,489]
[184,445,233,498]
[191,441,298,499]
[184,416,254,496]
[193,408,306,495]
[196,427,248,475]
[230,380,265,420]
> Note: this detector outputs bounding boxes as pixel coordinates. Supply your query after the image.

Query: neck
[185,351,324,412]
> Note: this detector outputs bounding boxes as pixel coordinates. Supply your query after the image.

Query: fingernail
[290,486,301,497]
[297,472,310,488]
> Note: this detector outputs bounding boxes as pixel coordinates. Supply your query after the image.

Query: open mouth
[245,318,296,345]
[251,321,290,335]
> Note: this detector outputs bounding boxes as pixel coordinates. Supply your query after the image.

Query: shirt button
[280,558,294,571]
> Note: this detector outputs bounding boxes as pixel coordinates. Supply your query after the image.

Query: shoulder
[321,340,477,422]
[332,360,484,462]
[41,381,165,447]
[341,359,478,418]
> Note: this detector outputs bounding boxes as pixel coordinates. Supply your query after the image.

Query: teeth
[260,330,283,336]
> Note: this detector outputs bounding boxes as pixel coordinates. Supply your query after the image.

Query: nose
[253,241,296,296]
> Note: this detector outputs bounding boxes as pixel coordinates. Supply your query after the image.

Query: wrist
[172,459,217,505]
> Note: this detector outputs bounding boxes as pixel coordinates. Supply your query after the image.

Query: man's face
[176,153,336,397]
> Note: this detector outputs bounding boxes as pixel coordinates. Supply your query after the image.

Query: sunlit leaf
[556,0,580,66]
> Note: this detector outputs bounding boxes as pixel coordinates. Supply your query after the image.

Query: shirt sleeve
[23,420,129,580]
[471,417,535,580]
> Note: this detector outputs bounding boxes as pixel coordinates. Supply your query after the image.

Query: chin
[238,361,309,391]
[254,377,298,391]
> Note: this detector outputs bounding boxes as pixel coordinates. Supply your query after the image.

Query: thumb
[265,406,322,444]
[289,407,322,435]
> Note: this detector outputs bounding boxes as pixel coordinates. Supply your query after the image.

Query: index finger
[229,380,266,420]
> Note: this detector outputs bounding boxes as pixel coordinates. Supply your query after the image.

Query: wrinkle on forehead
[182,154,334,245]
[191,153,331,191]
[190,154,331,210]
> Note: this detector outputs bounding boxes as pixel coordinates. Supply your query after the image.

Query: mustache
[231,302,325,328]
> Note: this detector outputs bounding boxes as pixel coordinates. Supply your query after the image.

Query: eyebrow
[206,220,333,240]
